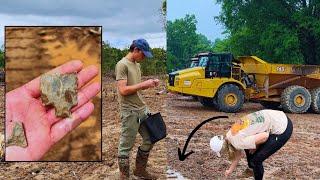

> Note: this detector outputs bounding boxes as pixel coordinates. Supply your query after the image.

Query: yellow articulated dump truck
[167,52,320,114]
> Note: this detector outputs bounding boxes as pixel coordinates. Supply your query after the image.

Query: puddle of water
[167,167,187,180]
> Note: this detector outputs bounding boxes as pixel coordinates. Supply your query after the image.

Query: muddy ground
[166,95,320,179]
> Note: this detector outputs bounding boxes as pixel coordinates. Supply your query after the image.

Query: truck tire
[199,97,215,107]
[216,84,244,113]
[260,101,280,109]
[281,85,311,113]
[311,87,320,113]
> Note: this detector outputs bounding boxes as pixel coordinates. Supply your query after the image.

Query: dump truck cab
[197,52,234,78]
[167,52,246,113]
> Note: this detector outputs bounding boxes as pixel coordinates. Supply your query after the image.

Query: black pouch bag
[141,112,167,144]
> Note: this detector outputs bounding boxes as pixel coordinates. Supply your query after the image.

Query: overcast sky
[167,0,225,42]
[0,0,165,49]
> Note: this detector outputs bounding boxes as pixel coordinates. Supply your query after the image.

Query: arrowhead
[178,147,194,161]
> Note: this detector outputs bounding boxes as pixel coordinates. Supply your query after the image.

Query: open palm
[5,60,100,161]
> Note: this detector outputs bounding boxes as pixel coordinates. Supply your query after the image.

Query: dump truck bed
[239,56,320,76]
[239,56,320,99]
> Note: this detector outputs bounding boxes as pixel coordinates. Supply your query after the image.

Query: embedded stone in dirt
[6,121,28,148]
[40,73,78,118]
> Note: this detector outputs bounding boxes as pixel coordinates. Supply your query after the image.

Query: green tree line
[167,1,320,71]
[216,0,320,65]
[167,14,214,71]
[102,42,166,76]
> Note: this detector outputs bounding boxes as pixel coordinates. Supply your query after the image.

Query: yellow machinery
[167,52,320,113]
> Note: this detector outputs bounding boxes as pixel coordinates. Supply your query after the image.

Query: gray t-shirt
[115,57,146,110]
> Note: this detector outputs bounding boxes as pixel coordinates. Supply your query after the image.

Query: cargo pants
[118,107,154,157]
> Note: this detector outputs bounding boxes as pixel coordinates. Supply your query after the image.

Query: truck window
[199,57,209,67]
[190,61,198,68]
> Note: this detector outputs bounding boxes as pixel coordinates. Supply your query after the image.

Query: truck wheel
[260,101,280,109]
[311,87,320,113]
[216,84,244,113]
[281,85,311,113]
[199,97,215,107]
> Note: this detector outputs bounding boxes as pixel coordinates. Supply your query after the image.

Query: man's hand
[153,79,160,86]
[140,79,159,90]
[5,60,100,161]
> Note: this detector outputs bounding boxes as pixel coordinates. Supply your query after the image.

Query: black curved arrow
[178,115,228,161]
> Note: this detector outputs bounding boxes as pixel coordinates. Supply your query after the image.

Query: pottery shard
[6,121,28,148]
[40,73,78,118]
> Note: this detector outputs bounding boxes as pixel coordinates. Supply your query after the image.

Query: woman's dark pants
[245,117,293,180]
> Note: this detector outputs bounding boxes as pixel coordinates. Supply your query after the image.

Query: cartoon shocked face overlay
[231,111,266,135]
[231,116,250,135]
